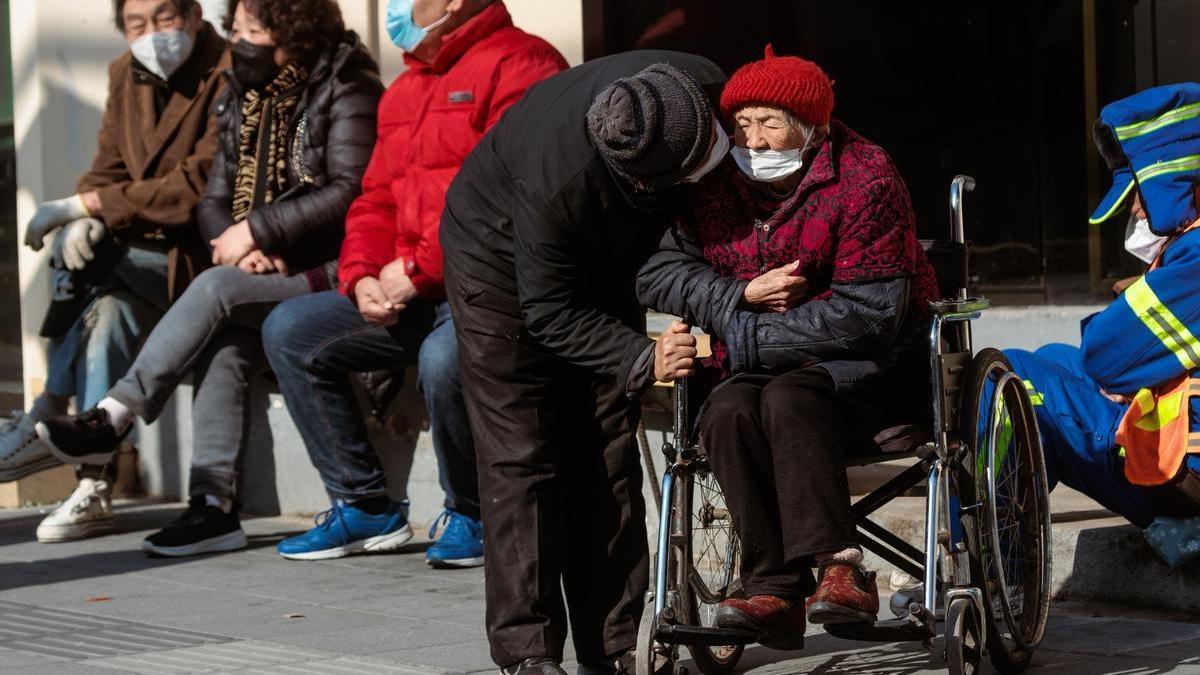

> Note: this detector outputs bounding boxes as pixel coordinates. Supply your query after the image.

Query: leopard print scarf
[230,61,308,223]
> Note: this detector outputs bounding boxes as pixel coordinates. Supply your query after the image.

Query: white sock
[97,397,134,436]
[815,547,865,569]
[204,494,233,514]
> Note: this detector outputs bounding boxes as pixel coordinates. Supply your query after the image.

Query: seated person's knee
[417,327,459,388]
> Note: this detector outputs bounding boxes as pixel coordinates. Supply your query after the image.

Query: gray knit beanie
[586,63,714,191]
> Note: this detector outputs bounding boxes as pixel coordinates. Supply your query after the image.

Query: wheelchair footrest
[822,618,932,643]
[655,623,759,647]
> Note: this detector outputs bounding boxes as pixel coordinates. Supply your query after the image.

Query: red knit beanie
[720,45,834,127]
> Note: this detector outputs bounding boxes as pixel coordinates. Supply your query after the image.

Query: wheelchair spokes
[961,349,1053,674]
[684,467,744,673]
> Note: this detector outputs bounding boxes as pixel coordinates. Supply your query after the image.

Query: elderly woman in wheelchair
[637,47,940,650]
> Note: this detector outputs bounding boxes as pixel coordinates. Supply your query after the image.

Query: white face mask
[731,125,816,183]
[1124,215,1168,264]
[731,147,802,182]
[131,29,194,80]
[682,125,730,183]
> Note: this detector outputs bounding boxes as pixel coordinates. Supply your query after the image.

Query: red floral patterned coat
[637,122,939,389]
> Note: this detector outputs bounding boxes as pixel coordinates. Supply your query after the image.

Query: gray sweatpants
[108,265,310,499]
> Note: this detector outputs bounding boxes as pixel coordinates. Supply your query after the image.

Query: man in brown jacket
[0,0,228,543]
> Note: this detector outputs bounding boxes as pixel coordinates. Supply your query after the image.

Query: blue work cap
[1089,82,1200,236]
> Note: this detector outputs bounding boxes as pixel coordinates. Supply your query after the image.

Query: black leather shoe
[500,657,568,675]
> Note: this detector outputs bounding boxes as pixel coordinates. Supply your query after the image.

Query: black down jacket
[440,50,727,387]
[197,31,383,275]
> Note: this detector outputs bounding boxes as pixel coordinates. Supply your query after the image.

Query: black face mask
[231,39,279,90]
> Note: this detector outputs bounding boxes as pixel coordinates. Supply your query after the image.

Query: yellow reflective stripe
[1022,380,1044,406]
[1088,180,1135,224]
[1132,389,1184,432]
[1124,277,1200,369]
[1136,154,1200,183]
[1115,101,1200,140]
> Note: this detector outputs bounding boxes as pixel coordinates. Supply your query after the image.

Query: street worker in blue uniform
[1004,83,1200,553]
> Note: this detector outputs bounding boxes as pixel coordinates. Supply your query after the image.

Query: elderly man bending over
[637,47,939,649]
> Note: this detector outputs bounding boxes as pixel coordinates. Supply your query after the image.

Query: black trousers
[699,366,921,602]
[445,267,648,668]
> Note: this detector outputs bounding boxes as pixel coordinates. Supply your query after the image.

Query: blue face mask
[386,0,452,52]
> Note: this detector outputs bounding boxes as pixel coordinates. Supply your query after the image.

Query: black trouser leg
[700,368,875,599]
[759,369,860,571]
[447,268,647,667]
[699,376,804,601]
[559,372,647,662]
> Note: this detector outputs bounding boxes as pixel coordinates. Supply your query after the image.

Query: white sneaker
[36,478,115,543]
[0,412,62,482]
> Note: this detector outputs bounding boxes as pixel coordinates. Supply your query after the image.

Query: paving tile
[261,617,476,656]
[4,664,129,675]
[1038,615,1200,657]
[0,645,74,668]
[3,503,1199,675]
[79,640,330,674]
[370,640,500,674]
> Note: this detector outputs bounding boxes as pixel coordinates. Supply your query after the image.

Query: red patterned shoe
[806,561,880,625]
[714,595,806,650]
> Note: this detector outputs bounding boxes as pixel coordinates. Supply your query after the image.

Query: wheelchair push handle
[949,175,975,246]
[673,312,693,452]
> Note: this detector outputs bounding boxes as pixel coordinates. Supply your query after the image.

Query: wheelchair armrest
[929,297,990,321]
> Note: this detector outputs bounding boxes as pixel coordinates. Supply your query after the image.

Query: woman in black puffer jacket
[38,0,383,557]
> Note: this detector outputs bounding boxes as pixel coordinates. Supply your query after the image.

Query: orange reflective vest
[1116,374,1200,486]
[1115,229,1200,486]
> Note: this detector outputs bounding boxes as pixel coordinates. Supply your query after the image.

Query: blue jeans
[263,291,478,509]
[418,303,480,520]
[45,245,169,412]
[1004,344,1157,527]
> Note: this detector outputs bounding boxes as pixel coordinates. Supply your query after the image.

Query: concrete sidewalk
[0,502,1198,674]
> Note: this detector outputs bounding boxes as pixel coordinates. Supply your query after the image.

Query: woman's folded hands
[742,260,808,313]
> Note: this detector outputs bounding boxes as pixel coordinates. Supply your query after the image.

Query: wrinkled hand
[743,261,808,313]
[654,320,697,382]
[379,258,418,308]
[25,195,90,251]
[211,221,256,267]
[238,250,289,276]
[355,276,400,326]
[59,218,108,271]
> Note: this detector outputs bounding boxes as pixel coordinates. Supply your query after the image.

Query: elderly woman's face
[732,106,809,152]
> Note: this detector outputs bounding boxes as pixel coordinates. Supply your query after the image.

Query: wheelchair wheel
[635,602,669,675]
[945,596,983,675]
[679,468,744,675]
[958,349,1053,674]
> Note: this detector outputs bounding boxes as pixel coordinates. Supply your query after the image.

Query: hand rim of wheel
[981,366,1051,652]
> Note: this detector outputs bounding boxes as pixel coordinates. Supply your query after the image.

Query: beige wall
[10,0,583,407]
[351,0,584,85]
[11,0,127,406]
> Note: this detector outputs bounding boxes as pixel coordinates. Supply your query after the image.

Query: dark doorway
[585,0,1200,303]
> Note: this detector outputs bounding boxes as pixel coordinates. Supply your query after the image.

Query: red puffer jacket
[337,1,567,299]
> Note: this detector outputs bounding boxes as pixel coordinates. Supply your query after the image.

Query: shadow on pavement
[0,503,307,592]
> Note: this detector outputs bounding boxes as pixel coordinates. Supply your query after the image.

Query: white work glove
[24,195,90,251]
[59,218,107,271]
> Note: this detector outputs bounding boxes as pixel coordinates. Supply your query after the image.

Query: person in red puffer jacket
[261,0,566,566]
[638,46,938,650]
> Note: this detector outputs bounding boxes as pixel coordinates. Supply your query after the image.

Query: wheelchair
[636,176,1053,675]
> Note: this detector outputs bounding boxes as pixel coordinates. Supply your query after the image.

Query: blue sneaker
[277,501,412,561]
[425,510,484,568]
